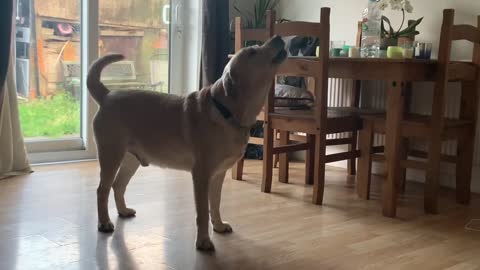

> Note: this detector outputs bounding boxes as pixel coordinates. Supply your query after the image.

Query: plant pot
[398,36,415,47]
[380,37,398,50]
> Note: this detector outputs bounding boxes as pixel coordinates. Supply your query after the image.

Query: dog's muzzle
[266,36,287,64]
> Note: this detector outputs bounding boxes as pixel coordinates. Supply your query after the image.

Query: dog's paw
[118,208,136,218]
[213,222,233,234]
[195,238,215,252]
[98,221,115,233]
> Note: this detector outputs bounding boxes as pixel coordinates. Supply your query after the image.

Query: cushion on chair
[274,84,314,108]
[274,35,319,109]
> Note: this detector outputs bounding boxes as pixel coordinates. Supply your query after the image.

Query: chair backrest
[266,8,331,128]
[439,9,480,66]
[234,17,270,52]
[431,9,480,127]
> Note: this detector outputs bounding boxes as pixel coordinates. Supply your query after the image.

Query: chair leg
[305,134,315,185]
[274,130,280,168]
[357,121,373,200]
[347,131,358,176]
[231,158,244,181]
[456,80,478,205]
[456,133,474,204]
[278,130,289,183]
[312,134,326,205]
[261,122,275,193]
[397,138,409,193]
[425,136,442,214]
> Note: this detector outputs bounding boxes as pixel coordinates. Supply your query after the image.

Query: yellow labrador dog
[87,36,287,251]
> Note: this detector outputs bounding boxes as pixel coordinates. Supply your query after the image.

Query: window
[17,0,201,163]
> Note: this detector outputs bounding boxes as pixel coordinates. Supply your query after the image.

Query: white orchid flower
[404,0,414,13]
[389,0,403,10]
[378,0,389,10]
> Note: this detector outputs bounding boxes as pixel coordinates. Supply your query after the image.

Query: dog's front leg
[209,171,233,234]
[192,166,215,251]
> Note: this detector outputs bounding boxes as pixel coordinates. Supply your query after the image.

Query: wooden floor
[0,160,480,270]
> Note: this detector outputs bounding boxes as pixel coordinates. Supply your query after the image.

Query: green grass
[18,92,81,138]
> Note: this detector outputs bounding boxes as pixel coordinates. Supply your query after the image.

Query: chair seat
[270,106,383,120]
[268,107,368,134]
[257,106,383,122]
[330,107,385,116]
[362,113,473,139]
[270,107,352,120]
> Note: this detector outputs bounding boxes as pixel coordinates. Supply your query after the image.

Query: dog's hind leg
[209,171,233,234]
[113,152,140,218]
[97,143,126,233]
[192,165,215,251]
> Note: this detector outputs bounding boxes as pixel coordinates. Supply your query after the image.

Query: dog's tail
[87,54,125,105]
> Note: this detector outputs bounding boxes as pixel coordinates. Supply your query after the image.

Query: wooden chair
[274,21,365,184]
[231,14,307,181]
[357,9,480,213]
[262,8,366,205]
[230,16,272,181]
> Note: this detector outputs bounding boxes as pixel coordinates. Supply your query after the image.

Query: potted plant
[233,0,281,29]
[231,0,282,47]
[377,0,423,49]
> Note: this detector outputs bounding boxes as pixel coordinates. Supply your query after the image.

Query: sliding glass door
[97,0,170,94]
[15,0,83,156]
[18,0,200,163]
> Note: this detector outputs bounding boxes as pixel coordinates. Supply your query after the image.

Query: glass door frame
[26,0,99,163]
[27,0,202,164]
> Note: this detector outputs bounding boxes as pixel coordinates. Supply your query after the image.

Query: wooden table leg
[383,81,405,217]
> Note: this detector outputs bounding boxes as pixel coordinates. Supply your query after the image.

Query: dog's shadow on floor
[193,232,320,270]
[95,218,317,270]
[96,218,139,270]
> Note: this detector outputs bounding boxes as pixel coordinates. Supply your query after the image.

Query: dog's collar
[211,97,252,131]
[212,97,233,120]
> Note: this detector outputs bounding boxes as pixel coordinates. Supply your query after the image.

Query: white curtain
[0,8,31,179]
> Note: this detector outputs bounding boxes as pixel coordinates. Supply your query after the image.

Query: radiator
[326,78,355,140]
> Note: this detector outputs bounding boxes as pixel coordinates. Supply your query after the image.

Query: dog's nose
[266,35,285,50]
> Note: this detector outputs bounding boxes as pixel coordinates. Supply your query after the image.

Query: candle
[387,46,403,59]
[402,47,414,59]
[348,46,360,58]
[330,41,345,57]
[332,48,342,57]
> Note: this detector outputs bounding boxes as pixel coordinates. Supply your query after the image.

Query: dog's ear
[222,71,237,98]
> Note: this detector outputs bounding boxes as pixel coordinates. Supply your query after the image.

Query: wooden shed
[31,0,169,97]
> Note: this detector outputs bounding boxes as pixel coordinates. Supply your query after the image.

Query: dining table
[231,51,477,217]
[281,56,477,217]
[331,57,438,218]
[336,57,479,217]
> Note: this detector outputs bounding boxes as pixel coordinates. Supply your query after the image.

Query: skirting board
[293,145,480,194]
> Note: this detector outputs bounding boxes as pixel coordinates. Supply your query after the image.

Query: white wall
[278,0,480,193]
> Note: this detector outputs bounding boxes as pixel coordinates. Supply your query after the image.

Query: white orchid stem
[396,8,405,36]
